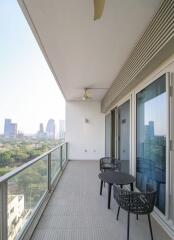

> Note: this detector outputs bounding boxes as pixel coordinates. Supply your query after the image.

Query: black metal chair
[113,185,156,240]
[100,157,121,188]
[100,157,121,172]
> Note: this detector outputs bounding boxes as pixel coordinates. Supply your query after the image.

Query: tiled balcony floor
[31,160,171,240]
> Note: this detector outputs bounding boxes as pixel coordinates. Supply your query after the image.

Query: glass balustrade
[0,142,68,240]
[8,156,48,240]
[51,148,61,183]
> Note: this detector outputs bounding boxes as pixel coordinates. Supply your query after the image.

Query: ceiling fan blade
[94,0,105,20]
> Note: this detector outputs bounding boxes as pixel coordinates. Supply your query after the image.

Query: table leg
[108,183,112,209]
[130,183,134,191]
[100,180,103,195]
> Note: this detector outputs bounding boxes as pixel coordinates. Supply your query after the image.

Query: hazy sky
[0,0,65,134]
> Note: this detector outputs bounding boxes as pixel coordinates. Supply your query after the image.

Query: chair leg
[116,206,120,220]
[100,180,103,195]
[127,211,130,240]
[136,214,138,220]
[148,214,153,240]
[104,181,105,187]
[108,183,112,209]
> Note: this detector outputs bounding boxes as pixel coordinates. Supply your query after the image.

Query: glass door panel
[136,74,166,214]
[105,113,111,157]
[118,100,130,173]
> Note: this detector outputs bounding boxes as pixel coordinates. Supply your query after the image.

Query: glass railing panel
[51,148,61,183]
[62,144,66,165]
[7,156,48,240]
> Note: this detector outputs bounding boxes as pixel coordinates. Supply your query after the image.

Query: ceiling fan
[94,0,105,20]
[71,87,108,101]
[82,88,91,101]
[82,87,107,101]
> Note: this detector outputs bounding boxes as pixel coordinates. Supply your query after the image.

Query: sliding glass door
[136,74,167,214]
[105,113,111,157]
[117,100,130,173]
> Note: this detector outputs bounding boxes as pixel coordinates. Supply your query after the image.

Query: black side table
[98,171,135,209]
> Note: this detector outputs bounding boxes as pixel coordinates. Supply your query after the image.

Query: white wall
[66,101,105,160]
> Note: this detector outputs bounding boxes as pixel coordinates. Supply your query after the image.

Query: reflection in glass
[8,156,48,240]
[136,75,166,214]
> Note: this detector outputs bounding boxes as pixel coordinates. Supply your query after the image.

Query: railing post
[48,153,52,191]
[60,146,63,170]
[0,182,8,240]
[66,142,68,162]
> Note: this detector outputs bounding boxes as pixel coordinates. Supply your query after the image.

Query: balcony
[0,148,171,240]
[31,160,171,240]
[0,143,68,240]
[31,161,170,240]
[1,0,174,239]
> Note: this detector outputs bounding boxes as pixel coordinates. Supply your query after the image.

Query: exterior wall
[105,53,174,238]
[66,101,105,160]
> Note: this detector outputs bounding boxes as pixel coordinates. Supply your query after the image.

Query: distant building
[8,194,29,240]
[4,119,11,137]
[4,119,17,138]
[46,119,55,139]
[145,121,154,140]
[40,123,44,133]
[37,123,46,138]
[17,131,24,139]
[59,120,65,139]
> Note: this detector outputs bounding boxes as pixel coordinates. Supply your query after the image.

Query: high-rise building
[37,123,45,138]
[46,119,55,139]
[4,119,17,138]
[59,120,65,139]
[10,123,17,138]
[4,119,12,137]
[145,121,155,140]
[40,123,44,133]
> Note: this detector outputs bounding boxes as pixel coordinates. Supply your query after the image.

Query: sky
[0,0,65,135]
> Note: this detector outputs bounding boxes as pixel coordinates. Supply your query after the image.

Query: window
[136,74,166,214]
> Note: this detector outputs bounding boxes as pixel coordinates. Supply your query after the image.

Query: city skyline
[0,1,65,135]
[1,118,65,137]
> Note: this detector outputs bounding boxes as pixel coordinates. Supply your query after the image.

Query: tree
[0,151,12,166]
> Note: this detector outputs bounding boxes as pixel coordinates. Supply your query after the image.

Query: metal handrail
[0,142,66,183]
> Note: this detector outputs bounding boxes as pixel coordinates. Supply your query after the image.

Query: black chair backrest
[100,157,121,171]
[113,185,156,215]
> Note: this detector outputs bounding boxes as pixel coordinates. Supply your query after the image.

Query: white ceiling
[21,0,162,101]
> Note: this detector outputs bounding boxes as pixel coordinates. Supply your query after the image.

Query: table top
[98,171,135,186]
